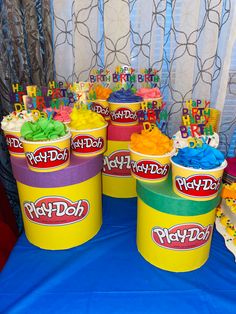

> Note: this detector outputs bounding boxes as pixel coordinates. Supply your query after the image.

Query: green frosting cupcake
[21,118,67,141]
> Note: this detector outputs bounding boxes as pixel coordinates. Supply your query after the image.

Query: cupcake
[171,144,227,200]
[1,110,34,157]
[69,107,108,157]
[44,106,73,125]
[90,85,112,120]
[136,87,162,108]
[129,126,174,183]
[20,118,71,172]
[108,88,143,125]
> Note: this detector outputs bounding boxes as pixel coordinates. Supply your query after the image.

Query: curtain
[53,0,236,155]
[0,0,54,231]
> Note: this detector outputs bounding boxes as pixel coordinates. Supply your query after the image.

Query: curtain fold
[0,0,54,231]
[53,0,75,81]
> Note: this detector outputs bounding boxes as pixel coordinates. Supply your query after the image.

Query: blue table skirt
[0,196,236,314]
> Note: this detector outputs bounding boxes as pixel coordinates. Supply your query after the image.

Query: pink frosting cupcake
[136,88,161,99]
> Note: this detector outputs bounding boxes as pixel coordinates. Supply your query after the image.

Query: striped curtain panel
[0,0,54,230]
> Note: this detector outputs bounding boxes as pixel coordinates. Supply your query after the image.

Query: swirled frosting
[54,107,72,123]
[1,110,34,132]
[69,108,106,130]
[130,127,173,155]
[108,88,142,103]
[172,144,225,169]
[21,118,67,141]
[136,88,161,99]
[94,85,112,100]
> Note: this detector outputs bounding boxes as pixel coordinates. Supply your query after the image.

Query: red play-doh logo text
[131,160,169,180]
[152,223,213,250]
[24,196,89,225]
[110,108,137,123]
[103,150,131,177]
[91,103,109,118]
[5,134,24,154]
[175,174,221,198]
[25,146,69,169]
[71,134,104,153]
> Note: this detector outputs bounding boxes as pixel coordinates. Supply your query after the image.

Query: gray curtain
[0,0,54,231]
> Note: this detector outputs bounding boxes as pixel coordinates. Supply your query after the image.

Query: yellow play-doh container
[11,155,103,250]
[20,132,71,173]
[91,99,110,120]
[171,158,227,201]
[129,147,175,183]
[136,176,221,272]
[102,124,142,198]
[109,102,141,126]
[70,123,108,157]
[3,129,25,158]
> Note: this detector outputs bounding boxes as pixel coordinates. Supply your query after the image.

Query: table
[0,196,236,313]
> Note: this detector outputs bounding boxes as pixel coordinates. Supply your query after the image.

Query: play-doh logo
[103,150,131,177]
[25,146,69,168]
[91,102,109,118]
[24,196,89,225]
[5,134,24,154]
[71,134,104,153]
[152,223,213,250]
[110,108,137,123]
[175,174,221,198]
[131,160,169,180]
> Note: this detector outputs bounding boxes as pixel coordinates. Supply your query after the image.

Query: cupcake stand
[1,94,235,311]
[136,174,221,272]
[11,155,103,250]
[102,123,142,198]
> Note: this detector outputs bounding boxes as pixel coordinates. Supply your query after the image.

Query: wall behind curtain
[53,0,236,155]
[0,0,54,230]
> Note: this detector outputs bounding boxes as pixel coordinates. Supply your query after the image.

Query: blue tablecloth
[0,196,236,313]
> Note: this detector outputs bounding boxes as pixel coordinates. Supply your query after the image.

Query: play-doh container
[136,175,221,272]
[103,123,142,198]
[109,102,141,126]
[3,129,24,157]
[11,155,103,250]
[129,148,175,183]
[171,158,227,201]
[20,132,71,172]
[91,99,110,120]
[70,123,108,157]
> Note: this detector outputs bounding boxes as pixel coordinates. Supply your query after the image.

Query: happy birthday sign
[10,83,27,105]
[180,99,213,139]
[13,83,78,113]
[89,67,159,88]
[136,100,168,133]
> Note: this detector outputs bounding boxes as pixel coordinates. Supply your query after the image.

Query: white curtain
[52,0,236,155]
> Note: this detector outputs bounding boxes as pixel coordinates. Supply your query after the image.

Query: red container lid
[107,123,143,141]
[11,155,103,188]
